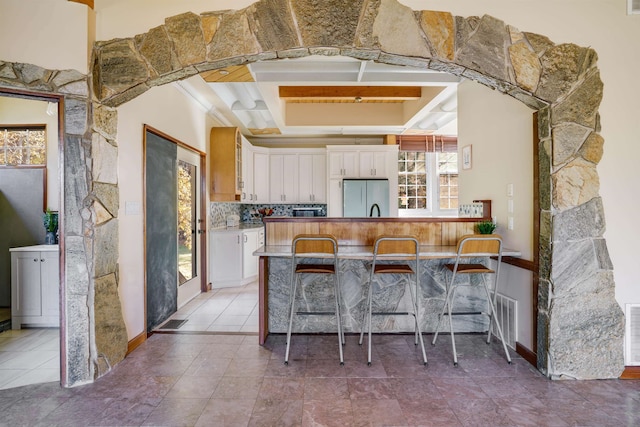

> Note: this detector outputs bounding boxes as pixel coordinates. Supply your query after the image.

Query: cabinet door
[269,155,284,202]
[252,152,270,203]
[210,127,242,201]
[298,154,314,203]
[210,232,242,283]
[311,154,326,202]
[327,179,343,217]
[11,252,42,317]
[40,251,60,318]
[242,230,259,279]
[241,143,254,202]
[328,151,359,178]
[281,154,298,203]
[359,151,388,178]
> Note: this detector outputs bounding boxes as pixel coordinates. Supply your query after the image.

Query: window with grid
[398,151,458,215]
[0,125,46,166]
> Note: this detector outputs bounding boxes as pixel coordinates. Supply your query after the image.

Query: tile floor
[0,327,59,390]
[159,281,258,333]
[1,332,639,426]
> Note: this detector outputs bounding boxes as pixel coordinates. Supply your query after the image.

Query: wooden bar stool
[285,234,344,365]
[432,234,512,366]
[359,235,428,366]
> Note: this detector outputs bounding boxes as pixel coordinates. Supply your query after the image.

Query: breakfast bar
[255,216,521,344]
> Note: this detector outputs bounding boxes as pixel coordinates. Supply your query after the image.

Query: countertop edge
[10,244,59,252]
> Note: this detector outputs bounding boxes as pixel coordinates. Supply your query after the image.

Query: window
[0,125,46,166]
[398,151,458,216]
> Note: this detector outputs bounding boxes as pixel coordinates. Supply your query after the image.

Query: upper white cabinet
[270,153,298,203]
[359,150,389,178]
[328,150,359,179]
[241,141,253,203]
[298,152,326,203]
[252,150,270,203]
[10,245,59,329]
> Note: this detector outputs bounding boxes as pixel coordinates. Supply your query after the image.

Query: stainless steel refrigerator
[343,179,389,217]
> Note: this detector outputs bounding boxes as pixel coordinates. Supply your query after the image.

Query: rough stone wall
[1,0,624,384]
[0,61,128,386]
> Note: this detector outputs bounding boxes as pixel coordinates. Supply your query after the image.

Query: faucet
[369,203,381,217]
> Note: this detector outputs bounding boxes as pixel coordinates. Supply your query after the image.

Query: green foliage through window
[0,126,46,166]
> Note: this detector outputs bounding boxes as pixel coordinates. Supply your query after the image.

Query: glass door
[176,146,202,307]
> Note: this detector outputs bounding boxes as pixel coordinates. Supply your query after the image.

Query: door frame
[142,124,207,335]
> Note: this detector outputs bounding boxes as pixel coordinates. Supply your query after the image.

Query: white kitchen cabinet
[359,150,389,178]
[298,152,326,203]
[241,142,254,203]
[328,150,359,179]
[252,150,270,203]
[327,179,343,217]
[242,228,264,279]
[10,245,59,329]
[269,153,298,203]
[210,227,264,288]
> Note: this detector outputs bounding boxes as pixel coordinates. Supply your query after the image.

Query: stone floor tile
[347,377,396,400]
[248,398,303,427]
[387,377,442,400]
[473,376,530,398]
[302,399,354,427]
[350,398,408,427]
[258,376,305,400]
[212,376,263,399]
[141,397,208,427]
[0,396,68,426]
[493,397,570,427]
[91,397,159,426]
[264,358,307,378]
[165,374,222,399]
[431,377,490,400]
[304,359,348,378]
[303,377,350,400]
[195,398,255,427]
[224,357,270,377]
[397,398,463,427]
[446,398,514,427]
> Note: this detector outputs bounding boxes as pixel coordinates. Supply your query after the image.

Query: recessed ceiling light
[219,70,230,75]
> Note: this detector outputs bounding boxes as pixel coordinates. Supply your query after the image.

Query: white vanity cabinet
[10,245,59,329]
[210,226,264,288]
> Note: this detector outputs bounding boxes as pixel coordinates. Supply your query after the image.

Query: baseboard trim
[516,342,537,367]
[127,331,147,355]
[620,366,640,379]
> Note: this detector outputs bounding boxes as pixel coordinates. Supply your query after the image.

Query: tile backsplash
[210,202,327,227]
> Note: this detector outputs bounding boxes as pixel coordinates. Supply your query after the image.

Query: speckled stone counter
[255,245,521,341]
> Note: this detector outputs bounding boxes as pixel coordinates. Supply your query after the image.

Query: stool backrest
[292,234,338,255]
[373,235,419,256]
[456,234,502,256]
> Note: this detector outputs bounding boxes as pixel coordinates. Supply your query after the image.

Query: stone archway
[2,0,624,386]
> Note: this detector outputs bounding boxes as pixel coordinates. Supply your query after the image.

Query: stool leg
[432,270,456,346]
[334,272,344,365]
[447,284,459,366]
[408,276,428,365]
[483,282,512,364]
[284,273,299,365]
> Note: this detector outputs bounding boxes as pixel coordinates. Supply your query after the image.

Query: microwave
[292,208,324,217]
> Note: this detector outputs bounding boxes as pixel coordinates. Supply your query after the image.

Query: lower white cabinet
[10,245,59,329]
[210,227,264,288]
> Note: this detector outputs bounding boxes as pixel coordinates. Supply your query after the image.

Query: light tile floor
[1,332,639,426]
[159,281,259,333]
[0,328,59,390]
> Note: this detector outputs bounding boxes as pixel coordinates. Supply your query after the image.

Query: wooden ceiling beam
[68,0,94,9]
[279,86,422,101]
[201,65,255,83]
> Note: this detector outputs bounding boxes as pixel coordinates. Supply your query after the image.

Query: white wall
[0,96,60,211]
[0,0,91,73]
[117,83,216,340]
[457,79,535,348]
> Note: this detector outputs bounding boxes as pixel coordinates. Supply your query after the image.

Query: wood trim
[493,256,536,272]
[532,112,540,355]
[263,216,489,224]
[127,331,147,355]
[516,342,537,367]
[68,0,94,9]
[258,256,269,345]
[279,86,422,101]
[199,152,208,293]
[620,366,640,379]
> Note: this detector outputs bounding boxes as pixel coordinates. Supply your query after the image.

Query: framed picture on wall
[462,144,472,170]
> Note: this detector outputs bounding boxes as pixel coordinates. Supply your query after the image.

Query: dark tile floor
[0,333,638,426]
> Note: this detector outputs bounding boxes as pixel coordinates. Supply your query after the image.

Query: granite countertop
[10,244,59,252]
[211,223,265,233]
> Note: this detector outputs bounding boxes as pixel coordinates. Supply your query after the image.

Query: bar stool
[285,234,344,365]
[359,235,428,366]
[432,234,512,366]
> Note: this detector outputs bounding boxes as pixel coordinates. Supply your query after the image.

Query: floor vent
[159,319,188,330]
[629,0,640,14]
[494,293,517,349]
[625,304,640,365]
